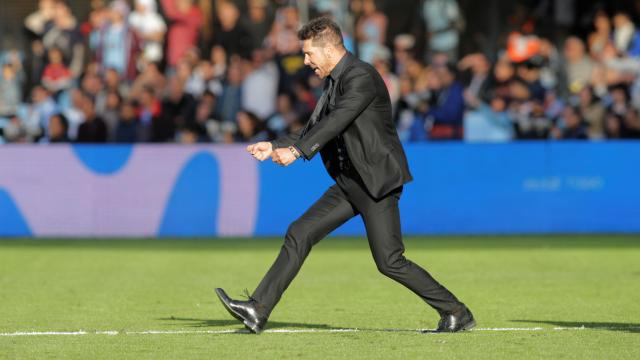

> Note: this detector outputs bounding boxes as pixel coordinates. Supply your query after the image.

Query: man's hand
[246,142,273,161]
[271,148,298,166]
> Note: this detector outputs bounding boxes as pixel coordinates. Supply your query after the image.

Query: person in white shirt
[129,0,167,63]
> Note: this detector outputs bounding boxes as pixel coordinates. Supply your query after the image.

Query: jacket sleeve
[271,127,304,149]
[293,68,376,160]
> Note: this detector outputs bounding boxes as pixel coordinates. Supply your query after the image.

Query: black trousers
[252,167,464,317]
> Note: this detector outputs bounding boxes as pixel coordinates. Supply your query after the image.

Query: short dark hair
[51,113,69,131]
[297,17,344,47]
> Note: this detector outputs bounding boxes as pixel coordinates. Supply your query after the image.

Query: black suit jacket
[273,52,413,199]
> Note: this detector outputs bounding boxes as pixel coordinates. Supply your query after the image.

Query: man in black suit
[216,17,474,334]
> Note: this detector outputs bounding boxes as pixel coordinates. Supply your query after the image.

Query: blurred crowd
[1,0,640,144]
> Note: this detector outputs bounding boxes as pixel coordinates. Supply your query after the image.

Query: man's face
[49,116,63,138]
[303,39,330,79]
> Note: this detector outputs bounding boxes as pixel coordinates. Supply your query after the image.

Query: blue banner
[0,143,638,237]
[254,142,640,236]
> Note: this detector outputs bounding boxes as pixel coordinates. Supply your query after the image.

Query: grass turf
[0,236,639,359]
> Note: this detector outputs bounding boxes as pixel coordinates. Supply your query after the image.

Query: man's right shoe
[435,307,476,333]
[214,288,267,334]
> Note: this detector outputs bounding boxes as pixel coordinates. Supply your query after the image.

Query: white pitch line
[474,327,544,331]
[2,326,633,337]
[0,331,90,336]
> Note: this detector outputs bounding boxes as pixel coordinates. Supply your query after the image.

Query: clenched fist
[271,148,297,166]
[246,142,273,161]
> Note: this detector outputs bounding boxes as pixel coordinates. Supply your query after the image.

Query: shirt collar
[329,51,351,81]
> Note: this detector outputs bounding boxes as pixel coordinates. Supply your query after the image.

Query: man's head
[49,113,69,140]
[298,17,346,79]
[562,105,582,129]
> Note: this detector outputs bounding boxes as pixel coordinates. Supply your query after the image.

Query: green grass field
[1,236,639,359]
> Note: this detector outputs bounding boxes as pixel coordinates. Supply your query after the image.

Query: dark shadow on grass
[158,317,424,334]
[511,320,640,333]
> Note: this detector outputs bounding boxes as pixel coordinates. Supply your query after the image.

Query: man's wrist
[288,146,301,159]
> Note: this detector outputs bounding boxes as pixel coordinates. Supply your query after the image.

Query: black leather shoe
[215,288,267,334]
[435,307,476,333]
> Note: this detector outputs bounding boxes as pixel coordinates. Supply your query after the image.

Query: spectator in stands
[537,38,563,92]
[138,86,163,141]
[510,79,552,140]
[177,125,201,143]
[0,58,24,118]
[2,115,29,143]
[24,1,57,48]
[623,108,640,138]
[235,110,269,142]
[458,53,491,107]
[87,0,110,60]
[517,62,546,102]
[542,89,565,124]
[76,93,108,142]
[613,12,640,57]
[9,1,640,146]
[506,30,541,64]
[129,0,167,64]
[267,6,303,94]
[197,0,214,55]
[268,6,300,55]
[42,47,73,96]
[161,78,194,140]
[185,59,223,98]
[426,63,465,140]
[161,0,203,67]
[47,113,71,143]
[608,84,630,117]
[80,72,107,114]
[115,100,140,142]
[464,93,513,142]
[102,91,122,141]
[489,57,515,100]
[43,0,84,78]
[104,67,128,97]
[392,34,415,76]
[215,61,244,123]
[175,56,196,85]
[551,105,588,140]
[186,92,218,142]
[92,0,140,80]
[210,45,228,89]
[372,46,400,109]
[421,0,463,61]
[266,93,297,137]
[242,48,279,120]
[244,0,273,51]
[24,0,57,89]
[604,112,623,139]
[588,10,612,61]
[60,88,85,139]
[129,61,166,100]
[291,78,317,119]
[355,0,387,63]
[395,74,423,141]
[212,1,253,60]
[563,36,594,94]
[26,86,57,140]
[578,86,605,139]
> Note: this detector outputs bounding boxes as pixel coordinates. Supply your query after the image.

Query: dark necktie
[307,76,334,129]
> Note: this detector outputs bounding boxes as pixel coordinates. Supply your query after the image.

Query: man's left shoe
[435,307,476,333]
[214,288,267,334]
